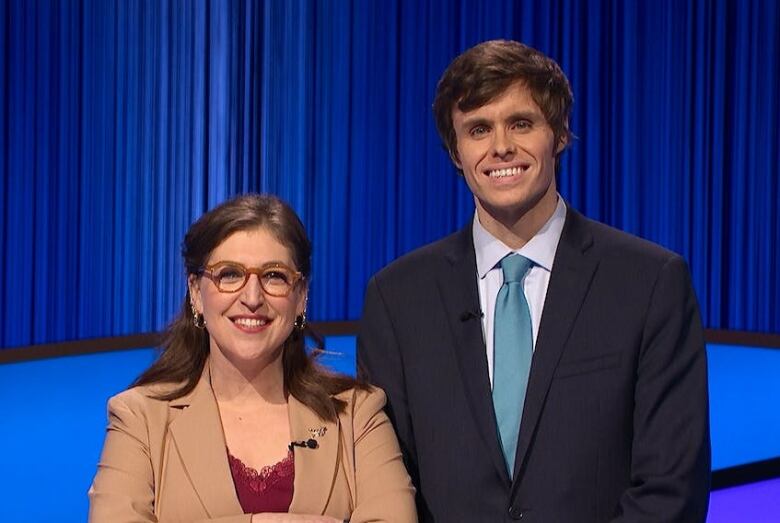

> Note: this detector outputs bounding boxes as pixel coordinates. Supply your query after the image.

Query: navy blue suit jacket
[358,207,710,522]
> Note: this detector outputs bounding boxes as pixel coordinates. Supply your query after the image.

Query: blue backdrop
[1,0,779,349]
[2,341,778,520]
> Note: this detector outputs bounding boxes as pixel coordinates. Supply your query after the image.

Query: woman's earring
[294,312,307,331]
[191,304,206,329]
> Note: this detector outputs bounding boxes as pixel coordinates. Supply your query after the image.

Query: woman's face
[189,226,307,369]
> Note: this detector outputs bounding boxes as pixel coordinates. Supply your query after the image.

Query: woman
[89,195,417,522]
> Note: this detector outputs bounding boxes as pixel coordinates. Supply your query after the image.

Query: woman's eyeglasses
[199,261,303,296]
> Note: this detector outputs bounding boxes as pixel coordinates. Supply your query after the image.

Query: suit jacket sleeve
[357,277,422,494]
[88,392,252,523]
[612,255,710,522]
[349,387,417,523]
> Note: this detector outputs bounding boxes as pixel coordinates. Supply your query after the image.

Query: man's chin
[476,197,535,223]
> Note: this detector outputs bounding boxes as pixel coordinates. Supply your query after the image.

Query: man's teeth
[488,166,526,177]
[234,318,269,327]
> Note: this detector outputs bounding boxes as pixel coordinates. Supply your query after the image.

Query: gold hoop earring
[191,304,206,329]
[294,312,307,331]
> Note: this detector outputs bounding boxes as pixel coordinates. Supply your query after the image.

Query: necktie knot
[500,254,532,283]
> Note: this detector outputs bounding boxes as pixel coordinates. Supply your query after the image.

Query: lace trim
[227,450,294,494]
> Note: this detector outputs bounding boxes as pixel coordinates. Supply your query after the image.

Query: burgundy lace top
[227,450,295,514]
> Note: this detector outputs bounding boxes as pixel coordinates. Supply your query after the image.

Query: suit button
[509,506,523,519]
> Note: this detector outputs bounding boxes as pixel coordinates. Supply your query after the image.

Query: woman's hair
[133,194,363,421]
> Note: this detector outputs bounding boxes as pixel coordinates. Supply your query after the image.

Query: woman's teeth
[234,318,269,327]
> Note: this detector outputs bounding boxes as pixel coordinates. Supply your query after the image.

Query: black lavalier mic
[459,309,484,322]
[288,438,319,451]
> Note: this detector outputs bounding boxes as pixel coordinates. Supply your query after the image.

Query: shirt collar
[473,195,567,278]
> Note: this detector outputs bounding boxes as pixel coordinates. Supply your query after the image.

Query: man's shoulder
[572,210,681,267]
[372,227,469,283]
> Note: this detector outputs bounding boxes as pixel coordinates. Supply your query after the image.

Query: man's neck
[476,193,559,250]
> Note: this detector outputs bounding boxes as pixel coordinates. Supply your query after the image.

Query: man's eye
[469,125,489,137]
[512,119,532,130]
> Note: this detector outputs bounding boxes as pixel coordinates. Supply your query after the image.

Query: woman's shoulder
[334,384,387,421]
[106,381,183,414]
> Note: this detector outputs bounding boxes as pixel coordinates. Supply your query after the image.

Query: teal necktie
[493,254,534,477]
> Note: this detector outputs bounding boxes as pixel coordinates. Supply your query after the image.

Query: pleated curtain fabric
[1,0,779,349]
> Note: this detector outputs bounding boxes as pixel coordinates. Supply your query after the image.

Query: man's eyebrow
[458,116,492,129]
[506,110,542,121]
[459,110,542,129]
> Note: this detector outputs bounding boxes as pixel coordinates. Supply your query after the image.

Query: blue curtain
[1,0,778,349]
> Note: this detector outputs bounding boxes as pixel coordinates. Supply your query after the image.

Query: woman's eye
[263,270,290,283]
[217,267,244,281]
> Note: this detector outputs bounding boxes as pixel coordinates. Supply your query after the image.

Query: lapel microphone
[288,438,319,451]
[459,309,484,322]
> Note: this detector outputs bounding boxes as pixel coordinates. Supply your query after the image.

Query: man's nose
[492,129,515,159]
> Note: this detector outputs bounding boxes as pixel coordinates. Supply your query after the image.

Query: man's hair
[433,40,574,168]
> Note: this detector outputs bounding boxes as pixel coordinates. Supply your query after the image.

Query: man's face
[451,82,563,226]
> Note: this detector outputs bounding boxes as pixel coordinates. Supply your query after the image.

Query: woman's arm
[349,388,417,523]
[88,392,160,522]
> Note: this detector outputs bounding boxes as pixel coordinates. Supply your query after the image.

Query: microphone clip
[459,310,484,322]
[288,438,319,451]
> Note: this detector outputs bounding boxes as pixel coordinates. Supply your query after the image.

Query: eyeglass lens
[211,263,295,295]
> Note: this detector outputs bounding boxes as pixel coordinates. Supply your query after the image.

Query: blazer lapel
[512,208,599,483]
[288,394,339,514]
[437,226,511,485]
[168,368,243,517]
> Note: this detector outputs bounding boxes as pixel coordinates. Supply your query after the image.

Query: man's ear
[449,148,463,170]
[188,274,202,313]
[555,126,569,154]
[555,137,567,155]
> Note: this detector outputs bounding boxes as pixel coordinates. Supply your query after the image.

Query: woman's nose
[239,274,265,308]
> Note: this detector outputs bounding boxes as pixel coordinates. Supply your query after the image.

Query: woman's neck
[208,349,287,407]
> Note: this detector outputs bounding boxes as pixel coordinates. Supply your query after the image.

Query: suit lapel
[168,368,243,517]
[288,394,339,514]
[437,226,511,485]
[512,208,599,483]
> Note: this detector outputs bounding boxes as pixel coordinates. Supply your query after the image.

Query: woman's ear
[297,287,309,317]
[188,274,203,313]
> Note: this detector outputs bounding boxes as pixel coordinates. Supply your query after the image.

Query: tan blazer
[88,367,416,522]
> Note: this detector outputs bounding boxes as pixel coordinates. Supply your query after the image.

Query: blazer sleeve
[611,255,711,522]
[88,391,252,523]
[357,277,420,488]
[88,391,159,522]
[349,387,417,523]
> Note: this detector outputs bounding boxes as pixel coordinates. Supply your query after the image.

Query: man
[358,40,710,522]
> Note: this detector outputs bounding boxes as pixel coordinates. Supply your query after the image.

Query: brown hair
[433,40,574,171]
[133,194,362,421]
